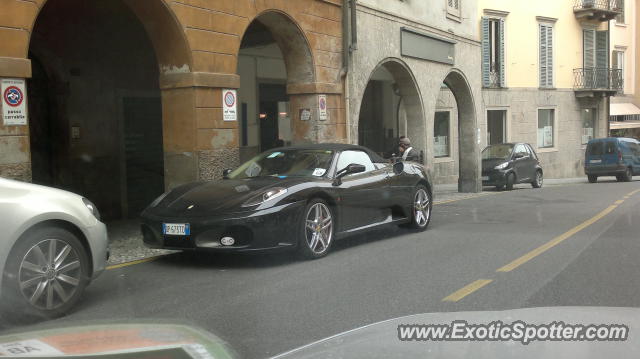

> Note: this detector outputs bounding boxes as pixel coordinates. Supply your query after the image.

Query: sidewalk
[106,177,589,265]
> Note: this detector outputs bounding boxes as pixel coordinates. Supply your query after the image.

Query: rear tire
[298,199,334,260]
[588,175,597,183]
[531,170,543,188]
[2,227,90,322]
[505,173,515,191]
[622,167,633,182]
[409,185,432,231]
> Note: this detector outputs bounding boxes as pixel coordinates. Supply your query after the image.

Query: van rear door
[586,141,604,166]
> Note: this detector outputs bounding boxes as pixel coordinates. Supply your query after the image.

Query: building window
[539,23,554,88]
[612,50,624,91]
[434,111,451,158]
[487,110,507,144]
[616,0,625,23]
[581,108,596,145]
[537,109,555,148]
[447,0,461,19]
[583,29,609,88]
[481,17,505,88]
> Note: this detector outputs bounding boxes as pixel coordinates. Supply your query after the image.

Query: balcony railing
[573,68,623,95]
[574,0,622,21]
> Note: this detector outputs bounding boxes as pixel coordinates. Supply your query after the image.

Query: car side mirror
[514,153,525,159]
[222,169,232,179]
[393,161,404,175]
[333,163,366,186]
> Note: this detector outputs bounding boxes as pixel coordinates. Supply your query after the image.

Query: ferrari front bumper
[140,201,306,252]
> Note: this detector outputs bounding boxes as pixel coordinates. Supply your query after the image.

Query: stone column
[287,83,346,144]
[160,72,241,187]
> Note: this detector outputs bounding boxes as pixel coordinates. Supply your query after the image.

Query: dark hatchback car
[140,144,433,259]
[482,143,543,191]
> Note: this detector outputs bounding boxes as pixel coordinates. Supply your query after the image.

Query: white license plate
[163,223,190,236]
[590,159,602,164]
[482,176,490,181]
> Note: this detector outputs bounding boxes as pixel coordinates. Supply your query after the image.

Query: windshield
[227,149,334,179]
[482,144,514,160]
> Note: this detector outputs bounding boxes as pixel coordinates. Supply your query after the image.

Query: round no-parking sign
[223,89,237,121]
[3,86,23,107]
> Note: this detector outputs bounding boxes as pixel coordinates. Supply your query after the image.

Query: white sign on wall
[318,95,328,121]
[222,89,237,121]
[300,109,311,121]
[2,78,28,126]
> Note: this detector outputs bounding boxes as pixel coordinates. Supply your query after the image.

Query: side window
[336,151,375,175]
[632,142,640,156]
[514,144,528,157]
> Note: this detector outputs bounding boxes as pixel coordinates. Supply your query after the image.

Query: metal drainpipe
[341,0,358,144]
[607,18,611,136]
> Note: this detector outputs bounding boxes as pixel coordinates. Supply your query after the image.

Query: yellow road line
[106,255,164,270]
[615,200,624,205]
[497,204,619,272]
[442,279,493,302]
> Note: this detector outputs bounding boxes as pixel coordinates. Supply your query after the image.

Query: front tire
[410,185,432,231]
[505,173,515,191]
[2,227,90,321]
[298,199,334,260]
[531,170,543,188]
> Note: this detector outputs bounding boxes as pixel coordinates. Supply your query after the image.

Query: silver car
[0,178,108,320]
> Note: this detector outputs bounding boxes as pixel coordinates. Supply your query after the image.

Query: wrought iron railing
[573,0,622,12]
[573,68,623,91]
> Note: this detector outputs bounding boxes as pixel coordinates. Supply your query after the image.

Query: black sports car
[140,144,433,259]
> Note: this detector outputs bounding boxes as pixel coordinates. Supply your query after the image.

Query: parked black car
[482,143,543,191]
[140,144,433,259]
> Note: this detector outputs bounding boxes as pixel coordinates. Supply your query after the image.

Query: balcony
[573,68,623,97]
[573,0,622,21]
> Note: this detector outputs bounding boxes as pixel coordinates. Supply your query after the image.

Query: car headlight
[242,187,288,207]
[494,162,510,170]
[149,191,170,208]
[82,198,101,221]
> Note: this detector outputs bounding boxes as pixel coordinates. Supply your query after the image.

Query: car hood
[0,177,83,202]
[149,177,309,217]
[482,158,510,170]
[272,307,640,359]
[0,322,236,358]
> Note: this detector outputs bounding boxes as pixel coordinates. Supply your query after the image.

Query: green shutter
[499,18,506,87]
[546,25,553,87]
[596,30,608,88]
[481,17,490,87]
[539,24,547,87]
[583,29,595,68]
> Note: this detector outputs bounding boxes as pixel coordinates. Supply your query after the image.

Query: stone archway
[443,69,481,193]
[25,0,193,219]
[355,58,425,158]
[236,10,319,159]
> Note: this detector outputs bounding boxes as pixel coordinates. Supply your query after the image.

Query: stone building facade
[0,0,345,219]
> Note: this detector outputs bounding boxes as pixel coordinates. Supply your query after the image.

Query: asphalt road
[3,179,640,358]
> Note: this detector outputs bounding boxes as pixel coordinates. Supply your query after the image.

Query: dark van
[584,137,640,183]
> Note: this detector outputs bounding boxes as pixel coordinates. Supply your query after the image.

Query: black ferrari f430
[141,144,433,259]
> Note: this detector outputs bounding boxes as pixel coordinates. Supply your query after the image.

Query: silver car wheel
[305,203,333,255]
[18,239,82,310]
[414,189,431,227]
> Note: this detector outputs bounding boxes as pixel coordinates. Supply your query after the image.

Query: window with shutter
[539,24,553,88]
[447,0,461,19]
[616,0,625,23]
[482,17,505,88]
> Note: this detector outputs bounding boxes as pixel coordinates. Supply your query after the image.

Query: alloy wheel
[18,239,82,310]
[536,172,543,187]
[414,188,431,227]
[305,203,333,255]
